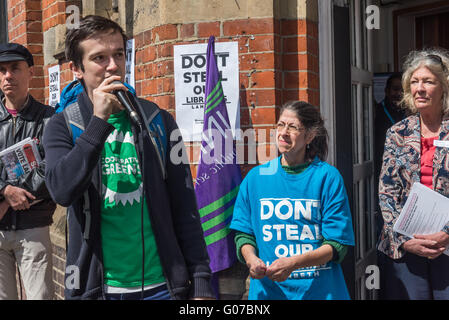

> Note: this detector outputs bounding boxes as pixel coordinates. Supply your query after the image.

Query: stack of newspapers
[0,137,42,180]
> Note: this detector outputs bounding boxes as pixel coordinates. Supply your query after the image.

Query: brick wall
[133,17,318,177]
[42,0,67,31]
[6,1,319,300]
[42,0,81,103]
[8,0,45,103]
[280,19,319,105]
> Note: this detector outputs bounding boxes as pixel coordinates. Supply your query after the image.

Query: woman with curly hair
[378,48,449,299]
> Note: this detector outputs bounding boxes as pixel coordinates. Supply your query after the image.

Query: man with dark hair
[43,15,214,300]
[64,15,128,72]
[0,43,56,300]
[374,73,405,168]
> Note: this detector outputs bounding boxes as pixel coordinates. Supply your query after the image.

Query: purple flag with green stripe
[195,36,242,275]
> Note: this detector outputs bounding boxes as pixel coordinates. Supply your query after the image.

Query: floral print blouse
[378,114,449,259]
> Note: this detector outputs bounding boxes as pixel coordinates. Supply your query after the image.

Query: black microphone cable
[135,121,146,300]
[114,82,146,300]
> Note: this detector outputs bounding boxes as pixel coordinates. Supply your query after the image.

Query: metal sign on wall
[125,39,135,88]
[174,42,240,141]
[48,64,60,108]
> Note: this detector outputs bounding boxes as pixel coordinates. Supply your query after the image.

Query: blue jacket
[43,90,213,299]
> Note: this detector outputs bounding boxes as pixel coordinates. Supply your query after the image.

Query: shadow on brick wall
[49,205,67,300]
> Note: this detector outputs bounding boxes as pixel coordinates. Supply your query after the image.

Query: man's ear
[69,61,83,80]
[28,66,34,78]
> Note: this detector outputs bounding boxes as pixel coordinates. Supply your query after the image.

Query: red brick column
[42,1,81,105]
[224,18,282,171]
[8,0,45,103]
[280,19,319,106]
[42,0,67,31]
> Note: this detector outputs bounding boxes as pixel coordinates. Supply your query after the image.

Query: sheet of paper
[393,182,449,256]
[173,42,240,142]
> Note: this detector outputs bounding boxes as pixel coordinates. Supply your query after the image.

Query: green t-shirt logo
[100,110,165,288]
[102,128,143,207]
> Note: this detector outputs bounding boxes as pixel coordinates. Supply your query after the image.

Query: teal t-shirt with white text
[230,157,355,300]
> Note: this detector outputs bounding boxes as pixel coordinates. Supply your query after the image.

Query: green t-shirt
[101,110,165,288]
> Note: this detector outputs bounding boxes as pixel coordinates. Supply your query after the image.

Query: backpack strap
[61,102,90,240]
[55,80,83,114]
[62,102,85,145]
[132,97,168,180]
[147,112,167,174]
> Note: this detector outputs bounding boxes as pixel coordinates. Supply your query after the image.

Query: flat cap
[0,43,34,66]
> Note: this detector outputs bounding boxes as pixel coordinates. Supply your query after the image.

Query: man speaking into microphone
[43,15,214,300]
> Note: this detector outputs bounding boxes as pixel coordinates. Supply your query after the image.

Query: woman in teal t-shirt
[230,101,355,300]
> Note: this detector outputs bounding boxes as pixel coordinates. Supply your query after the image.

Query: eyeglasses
[427,54,448,72]
[276,122,305,134]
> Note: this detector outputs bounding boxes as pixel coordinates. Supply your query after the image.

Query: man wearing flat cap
[0,43,56,300]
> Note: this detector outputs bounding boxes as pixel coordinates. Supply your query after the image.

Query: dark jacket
[43,91,213,300]
[374,98,407,183]
[0,95,56,231]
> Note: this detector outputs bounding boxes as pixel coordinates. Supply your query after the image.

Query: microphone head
[111,80,123,86]
[111,80,126,94]
[111,80,130,103]
[110,80,141,126]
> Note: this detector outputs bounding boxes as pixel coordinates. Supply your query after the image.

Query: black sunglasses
[427,54,448,72]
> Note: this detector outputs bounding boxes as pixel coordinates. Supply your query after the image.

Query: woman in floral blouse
[378,48,449,299]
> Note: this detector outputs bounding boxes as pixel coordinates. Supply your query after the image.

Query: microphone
[111,80,142,126]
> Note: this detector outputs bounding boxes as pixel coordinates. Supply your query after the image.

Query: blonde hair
[401,47,449,115]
